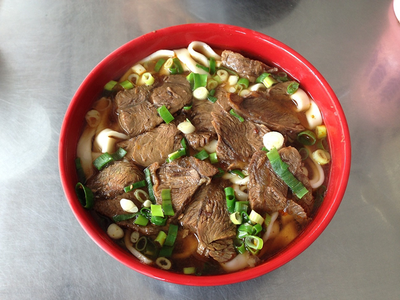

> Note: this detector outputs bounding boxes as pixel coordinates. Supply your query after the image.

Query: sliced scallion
[151,204,164,217]
[123,180,146,193]
[157,105,174,124]
[287,82,300,95]
[266,148,309,199]
[256,73,270,83]
[173,58,184,74]
[144,168,156,203]
[113,213,137,222]
[134,214,149,226]
[154,58,166,73]
[166,149,186,163]
[75,182,94,209]
[104,80,118,91]
[225,187,236,213]
[195,63,209,73]
[249,210,264,225]
[194,149,209,161]
[237,77,250,89]
[297,130,317,146]
[229,169,246,179]
[150,216,167,226]
[262,74,277,88]
[120,80,134,90]
[111,147,127,161]
[209,57,216,75]
[245,235,263,252]
[183,267,196,275]
[93,152,113,170]
[229,109,244,122]
[154,231,167,246]
[164,224,178,247]
[209,152,218,164]
[230,212,242,225]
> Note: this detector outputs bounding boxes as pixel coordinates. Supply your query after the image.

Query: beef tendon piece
[211,109,269,170]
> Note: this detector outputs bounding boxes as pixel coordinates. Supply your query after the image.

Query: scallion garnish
[229,109,244,122]
[229,169,246,179]
[256,73,269,83]
[134,214,149,226]
[196,63,210,73]
[209,152,218,164]
[234,201,249,213]
[187,73,208,90]
[287,82,300,95]
[194,149,209,161]
[151,204,164,217]
[154,58,166,73]
[166,149,186,163]
[173,58,184,74]
[151,216,167,226]
[154,231,167,246]
[120,80,134,90]
[224,187,236,213]
[113,213,138,222]
[157,105,175,124]
[244,235,263,253]
[123,179,146,193]
[297,130,317,146]
[104,80,118,91]
[158,245,174,257]
[266,148,309,199]
[161,189,175,216]
[275,72,289,82]
[237,78,250,89]
[164,224,178,247]
[93,147,127,171]
[262,74,277,88]
[144,168,156,203]
[75,182,94,209]
[209,57,216,75]
[111,147,127,161]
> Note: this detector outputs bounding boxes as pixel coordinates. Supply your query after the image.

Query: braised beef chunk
[118,123,182,167]
[228,91,305,139]
[279,147,314,215]
[180,180,237,263]
[211,109,269,170]
[221,50,272,82]
[93,195,162,235]
[116,87,163,137]
[149,156,218,218]
[248,151,288,214]
[150,75,192,114]
[286,200,310,225]
[87,161,144,199]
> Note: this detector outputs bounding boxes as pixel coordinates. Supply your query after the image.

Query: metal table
[1,0,399,299]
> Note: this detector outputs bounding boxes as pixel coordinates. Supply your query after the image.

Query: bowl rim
[59,23,351,286]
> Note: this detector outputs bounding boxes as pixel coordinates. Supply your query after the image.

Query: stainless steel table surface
[1,0,399,299]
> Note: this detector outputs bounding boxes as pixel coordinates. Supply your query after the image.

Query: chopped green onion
[209,57,216,75]
[249,210,264,225]
[144,168,156,203]
[181,138,188,155]
[262,74,277,88]
[256,73,270,83]
[142,72,155,86]
[135,236,147,251]
[237,223,254,238]
[75,182,94,209]
[297,130,317,146]
[196,63,209,73]
[154,231,167,246]
[245,235,263,251]
[207,79,219,90]
[104,80,118,91]
[140,207,152,219]
[157,105,174,124]
[312,149,331,165]
[299,147,310,160]
[253,223,263,235]
[111,147,127,161]
[275,72,289,82]
[229,169,246,179]
[225,187,236,213]
[187,73,208,91]
[113,213,137,222]
[214,167,225,178]
[75,157,86,183]
[120,80,134,90]
[150,216,167,226]
[209,152,218,164]
[158,245,174,257]
[173,58,184,74]
[267,148,309,199]
[166,148,186,163]
[315,125,327,139]
[183,103,192,110]
[164,224,178,247]
[229,109,244,122]
[183,267,196,275]
[151,204,164,217]
[287,82,300,95]
[316,138,329,151]
[235,201,249,213]
[234,239,247,254]
[93,152,113,170]
[161,189,175,216]
[123,180,146,193]
[154,58,166,73]
[230,212,243,225]
[261,146,269,152]
[218,66,237,75]
[134,214,149,226]
[207,95,218,103]
[237,77,250,89]
[194,149,209,161]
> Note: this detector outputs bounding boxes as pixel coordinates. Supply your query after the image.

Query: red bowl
[59,23,351,286]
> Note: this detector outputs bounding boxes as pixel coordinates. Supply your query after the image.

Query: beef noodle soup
[74,41,330,275]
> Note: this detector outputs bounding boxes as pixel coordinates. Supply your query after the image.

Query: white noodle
[188,41,221,67]
[220,252,257,272]
[95,128,129,153]
[139,49,175,63]
[124,230,153,265]
[76,126,96,180]
[262,211,279,242]
[174,48,209,74]
[308,156,325,189]
[233,184,248,201]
